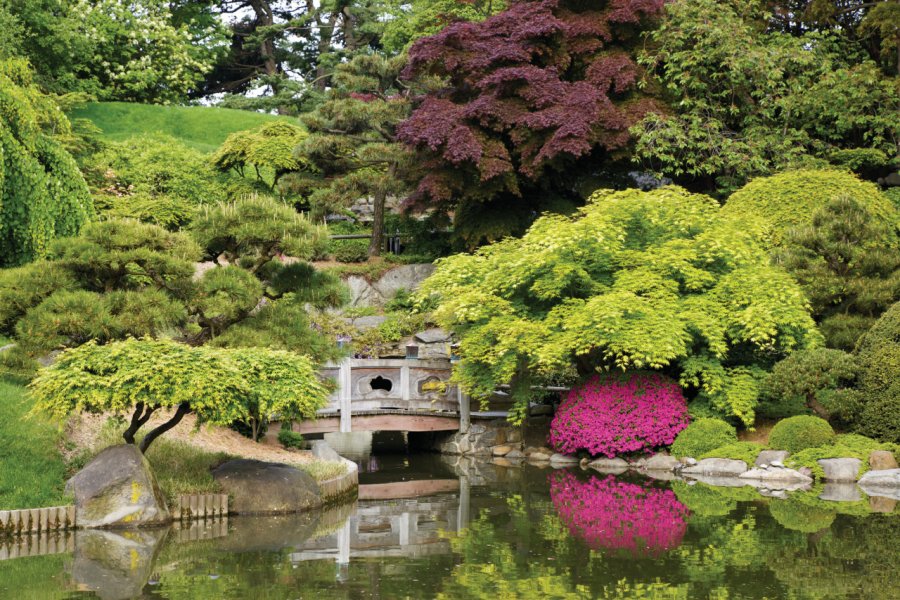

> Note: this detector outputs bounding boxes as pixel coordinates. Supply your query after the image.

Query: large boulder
[680,458,748,478]
[817,458,861,482]
[868,451,899,471]
[212,459,322,515]
[643,453,681,472]
[858,468,900,500]
[755,450,790,467]
[66,445,170,529]
[739,466,813,485]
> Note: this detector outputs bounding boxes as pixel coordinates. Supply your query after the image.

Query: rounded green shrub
[670,418,737,458]
[698,441,764,465]
[768,415,835,454]
[332,239,370,263]
[722,169,898,248]
[854,302,900,443]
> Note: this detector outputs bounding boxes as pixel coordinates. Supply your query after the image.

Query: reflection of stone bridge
[297,359,479,435]
[289,480,470,563]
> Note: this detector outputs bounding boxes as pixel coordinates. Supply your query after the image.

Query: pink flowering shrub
[549,471,689,556]
[549,373,689,457]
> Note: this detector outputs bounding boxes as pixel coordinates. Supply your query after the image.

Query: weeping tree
[0,58,93,266]
[29,339,330,452]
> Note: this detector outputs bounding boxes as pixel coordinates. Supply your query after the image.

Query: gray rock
[588,458,628,473]
[683,457,698,466]
[858,468,900,489]
[72,528,167,600]
[549,453,579,465]
[643,453,681,472]
[345,276,382,307]
[629,457,648,468]
[819,482,861,502]
[66,444,170,529]
[372,264,436,300]
[212,460,322,515]
[740,467,813,485]
[680,458,749,477]
[414,328,451,344]
[505,449,525,460]
[310,440,342,462]
[755,450,790,467]
[817,458,862,482]
[770,460,785,469]
[349,316,388,330]
[868,450,899,471]
[529,452,552,462]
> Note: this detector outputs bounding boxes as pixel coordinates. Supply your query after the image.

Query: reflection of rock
[66,445,170,529]
[216,513,319,552]
[588,457,629,474]
[212,460,322,515]
[819,483,861,502]
[817,458,861,482]
[71,528,167,600]
[680,458,748,478]
[742,479,812,493]
[549,453,579,467]
[682,474,747,488]
[869,495,897,513]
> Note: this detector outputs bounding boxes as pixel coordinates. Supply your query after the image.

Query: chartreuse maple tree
[417,186,820,425]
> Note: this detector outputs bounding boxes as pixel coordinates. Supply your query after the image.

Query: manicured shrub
[277,428,305,450]
[699,441,765,465]
[549,471,689,557]
[670,418,736,458]
[854,302,900,443]
[549,373,690,458]
[332,239,370,263]
[722,169,898,248]
[768,415,835,454]
[761,348,860,423]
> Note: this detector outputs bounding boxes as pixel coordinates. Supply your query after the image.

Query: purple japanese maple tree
[398,0,665,242]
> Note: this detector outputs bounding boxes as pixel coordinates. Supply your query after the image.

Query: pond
[1,453,897,599]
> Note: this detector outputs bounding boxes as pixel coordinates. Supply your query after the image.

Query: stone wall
[345,264,435,307]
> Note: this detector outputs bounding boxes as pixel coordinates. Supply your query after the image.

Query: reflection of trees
[550,472,689,557]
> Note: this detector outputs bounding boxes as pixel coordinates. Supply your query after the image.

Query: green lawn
[0,379,69,509]
[69,101,292,153]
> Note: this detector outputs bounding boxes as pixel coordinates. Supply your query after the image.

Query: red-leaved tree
[398,0,665,245]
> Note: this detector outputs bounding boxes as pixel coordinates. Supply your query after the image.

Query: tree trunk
[369,190,386,257]
[123,402,156,445]
[138,403,192,453]
[807,395,830,420]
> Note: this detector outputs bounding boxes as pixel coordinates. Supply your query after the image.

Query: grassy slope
[68,101,290,153]
[0,379,68,509]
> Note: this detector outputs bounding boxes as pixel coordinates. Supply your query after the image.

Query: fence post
[339,359,352,433]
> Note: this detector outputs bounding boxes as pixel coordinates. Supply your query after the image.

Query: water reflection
[0,455,898,599]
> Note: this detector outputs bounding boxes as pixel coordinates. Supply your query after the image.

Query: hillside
[68,101,292,153]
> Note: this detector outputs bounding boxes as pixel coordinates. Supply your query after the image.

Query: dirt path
[65,412,316,466]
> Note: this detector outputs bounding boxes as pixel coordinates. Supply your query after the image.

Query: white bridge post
[339,359,352,433]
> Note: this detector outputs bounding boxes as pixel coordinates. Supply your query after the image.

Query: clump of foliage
[332,239,371,263]
[761,348,861,423]
[84,134,234,229]
[698,441,765,465]
[786,433,899,480]
[0,58,93,266]
[775,195,900,350]
[633,0,900,193]
[768,415,835,454]
[769,498,836,534]
[549,373,689,458]
[550,471,689,557]
[853,301,900,442]
[29,338,330,452]
[670,419,737,458]
[722,170,897,249]
[418,186,820,424]
[212,121,307,191]
[277,428,306,450]
[670,480,758,517]
[399,0,666,246]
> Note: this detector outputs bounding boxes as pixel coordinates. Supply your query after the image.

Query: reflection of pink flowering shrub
[549,471,688,556]
[549,373,689,457]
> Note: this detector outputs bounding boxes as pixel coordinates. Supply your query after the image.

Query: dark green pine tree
[776,195,900,350]
[291,54,414,257]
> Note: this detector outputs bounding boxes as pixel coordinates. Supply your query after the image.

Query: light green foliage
[84,134,232,229]
[853,301,900,442]
[192,195,329,272]
[722,170,898,249]
[769,415,835,454]
[379,0,506,52]
[761,348,861,423]
[29,339,330,450]
[769,498,836,533]
[6,0,225,103]
[787,433,899,480]
[670,419,737,458]
[0,262,77,333]
[419,186,820,423]
[69,102,287,153]
[312,310,427,359]
[0,379,68,509]
[670,480,757,516]
[212,121,307,190]
[699,441,765,465]
[0,58,93,266]
[633,0,900,193]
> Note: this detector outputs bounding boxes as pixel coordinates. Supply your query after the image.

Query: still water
[1,453,897,599]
